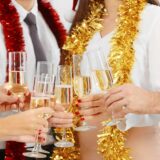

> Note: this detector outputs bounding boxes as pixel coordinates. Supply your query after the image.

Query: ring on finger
[122,105,127,110]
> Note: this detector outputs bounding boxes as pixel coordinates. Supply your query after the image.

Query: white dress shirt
[0,0,60,89]
[51,0,78,31]
[82,4,160,131]
[0,0,60,149]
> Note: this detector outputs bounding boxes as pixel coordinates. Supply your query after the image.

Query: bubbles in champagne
[55,85,72,105]
[9,71,25,84]
[6,71,27,97]
[30,96,50,109]
[92,70,113,91]
[74,76,91,97]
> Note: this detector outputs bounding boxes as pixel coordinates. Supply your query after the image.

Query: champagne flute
[36,61,55,105]
[23,74,54,158]
[54,65,74,148]
[6,52,27,112]
[36,61,55,77]
[27,61,55,154]
[87,48,120,126]
[73,55,97,132]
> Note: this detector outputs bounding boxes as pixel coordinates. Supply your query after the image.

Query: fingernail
[78,99,81,103]
[75,111,80,115]
[80,117,85,121]
[38,130,42,134]
[7,90,12,95]
[38,137,42,141]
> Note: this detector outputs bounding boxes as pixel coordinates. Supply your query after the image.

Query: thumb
[0,94,18,104]
[0,85,8,94]
[5,95,18,103]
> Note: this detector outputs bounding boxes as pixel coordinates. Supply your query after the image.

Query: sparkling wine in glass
[54,65,74,148]
[92,69,113,91]
[6,52,27,111]
[36,61,55,99]
[73,55,97,132]
[23,75,54,158]
[87,48,120,126]
[74,76,91,97]
[27,62,55,155]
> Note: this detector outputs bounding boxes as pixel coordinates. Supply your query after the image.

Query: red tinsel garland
[5,142,26,160]
[72,0,78,11]
[38,0,67,48]
[0,0,67,160]
[0,0,25,83]
[0,1,26,159]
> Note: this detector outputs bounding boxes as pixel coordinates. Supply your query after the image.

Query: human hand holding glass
[54,65,74,148]
[23,62,55,158]
[0,107,51,141]
[87,48,121,126]
[73,55,96,132]
[5,52,27,112]
[0,85,19,111]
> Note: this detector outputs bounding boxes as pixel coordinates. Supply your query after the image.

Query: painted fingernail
[38,130,42,134]
[80,117,85,121]
[38,137,42,141]
[78,99,81,103]
[75,111,80,115]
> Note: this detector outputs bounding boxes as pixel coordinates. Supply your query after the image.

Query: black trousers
[0,145,54,160]
[0,149,5,160]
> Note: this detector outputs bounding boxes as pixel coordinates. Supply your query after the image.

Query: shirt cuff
[117,114,160,131]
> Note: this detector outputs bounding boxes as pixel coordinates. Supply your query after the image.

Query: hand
[0,86,18,111]
[0,134,48,144]
[0,85,31,112]
[19,90,31,111]
[0,135,35,143]
[77,93,107,120]
[0,107,53,139]
[49,104,73,128]
[105,84,156,118]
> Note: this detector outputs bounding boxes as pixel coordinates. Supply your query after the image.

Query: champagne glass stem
[62,129,66,141]
[82,121,88,126]
[23,131,47,158]
[106,111,121,126]
[54,65,74,148]
[32,132,41,152]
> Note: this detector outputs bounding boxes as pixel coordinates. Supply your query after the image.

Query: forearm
[151,92,160,114]
[0,118,8,139]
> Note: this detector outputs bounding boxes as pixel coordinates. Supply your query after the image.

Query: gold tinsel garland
[55,0,147,160]
[63,0,106,64]
[109,0,147,86]
[51,128,80,160]
[51,98,80,160]
[97,122,131,160]
[97,1,147,159]
[51,1,106,159]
